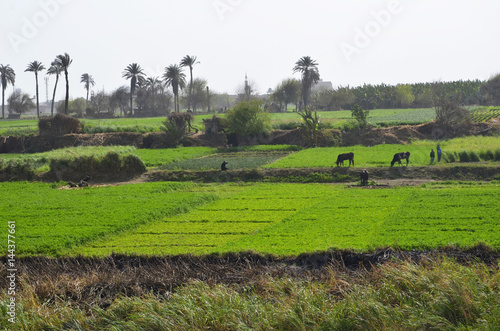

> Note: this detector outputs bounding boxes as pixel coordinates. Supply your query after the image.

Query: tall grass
[2,257,498,330]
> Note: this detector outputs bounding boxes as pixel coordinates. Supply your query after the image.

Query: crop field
[0,181,217,255]
[0,108,437,135]
[266,136,500,168]
[161,145,300,170]
[470,106,500,122]
[46,182,499,256]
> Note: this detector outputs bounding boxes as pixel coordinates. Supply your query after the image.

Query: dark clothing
[430,150,435,164]
[437,146,442,162]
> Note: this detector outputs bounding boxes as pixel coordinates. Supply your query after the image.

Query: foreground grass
[2,257,498,330]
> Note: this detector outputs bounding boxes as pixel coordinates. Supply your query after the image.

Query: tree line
[1,51,499,119]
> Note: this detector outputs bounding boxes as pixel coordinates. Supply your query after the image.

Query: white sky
[1,0,499,102]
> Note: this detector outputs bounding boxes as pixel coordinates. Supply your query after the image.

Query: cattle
[390,152,410,167]
[336,152,354,167]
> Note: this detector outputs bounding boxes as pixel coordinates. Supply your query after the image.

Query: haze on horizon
[1,0,499,102]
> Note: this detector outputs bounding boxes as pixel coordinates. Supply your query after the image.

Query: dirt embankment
[1,121,499,153]
[1,246,497,309]
[145,165,500,184]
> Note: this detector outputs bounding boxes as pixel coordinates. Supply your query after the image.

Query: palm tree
[54,53,72,115]
[25,61,45,118]
[80,73,95,107]
[292,56,320,111]
[46,61,62,116]
[163,64,186,112]
[0,64,16,119]
[122,63,145,116]
[145,76,162,95]
[180,55,199,111]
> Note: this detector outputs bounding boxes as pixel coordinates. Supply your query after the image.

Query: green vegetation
[63,182,500,256]
[470,106,500,122]
[0,182,217,255]
[134,147,216,167]
[267,136,500,168]
[2,257,499,330]
[0,108,440,136]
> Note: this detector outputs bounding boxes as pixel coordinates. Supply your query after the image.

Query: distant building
[312,80,333,92]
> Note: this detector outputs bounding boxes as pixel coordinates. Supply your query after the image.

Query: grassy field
[0,181,218,255]
[0,108,437,135]
[266,136,500,168]
[2,181,497,257]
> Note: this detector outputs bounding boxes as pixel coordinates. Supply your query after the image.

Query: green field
[266,136,500,168]
[0,181,218,255]
[0,108,437,135]
[2,181,498,257]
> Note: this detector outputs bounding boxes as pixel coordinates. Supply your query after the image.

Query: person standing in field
[437,144,442,162]
[430,149,435,164]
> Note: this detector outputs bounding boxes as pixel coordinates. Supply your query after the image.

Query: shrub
[458,151,470,162]
[224,100,271,139]
[468,151,480,162]
[443,152,457,163]
[495,149,500,161]
[122,154,147,174]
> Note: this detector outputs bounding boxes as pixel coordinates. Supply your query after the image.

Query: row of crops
[2,181,498,256]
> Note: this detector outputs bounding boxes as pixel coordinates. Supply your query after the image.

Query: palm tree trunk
[64,69,69,115]
[188,67,193,111]
[35,72,40,118]
[2,88,5,119]
[51,75,59,116]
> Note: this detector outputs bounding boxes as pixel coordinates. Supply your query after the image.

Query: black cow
[390,152,410,167]
[336,152,354,167]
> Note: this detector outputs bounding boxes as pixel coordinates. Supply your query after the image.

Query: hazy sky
[1,0,499,102]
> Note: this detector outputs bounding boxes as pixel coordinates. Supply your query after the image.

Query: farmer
[221,161,228,171]
[430,149,435,164]
[437,144,442,162]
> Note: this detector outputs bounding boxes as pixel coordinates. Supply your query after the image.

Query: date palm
[25,61,45,118]
[80,73,95,107]
[122,63,145,116]
[46,61,62,116]
[293,56,320,111]
[180,55,199,111]
[54,53,73,115]
[163,64,186,112]
[0,64,16,119]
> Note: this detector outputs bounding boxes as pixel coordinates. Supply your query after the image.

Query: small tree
[298,108,321,146]
[351,104,369,128]
[224,100,270,138]
[8,89,35,116]
[161,112,194,147]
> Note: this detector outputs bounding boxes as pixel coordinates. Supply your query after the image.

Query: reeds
[1,249,499,330]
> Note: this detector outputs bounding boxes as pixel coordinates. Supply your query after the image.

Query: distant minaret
[244,73,250,101]
[44,76,49,104]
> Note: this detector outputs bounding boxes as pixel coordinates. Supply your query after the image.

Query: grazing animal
[221,161,228,171]
[360,170,369,186]
[336,152,354,167]
[390,152,410,167]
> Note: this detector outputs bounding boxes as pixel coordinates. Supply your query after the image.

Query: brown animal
[336,152,354,167]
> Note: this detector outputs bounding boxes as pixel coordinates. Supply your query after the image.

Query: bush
[458,151,470,162]
[224,100,271,139]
